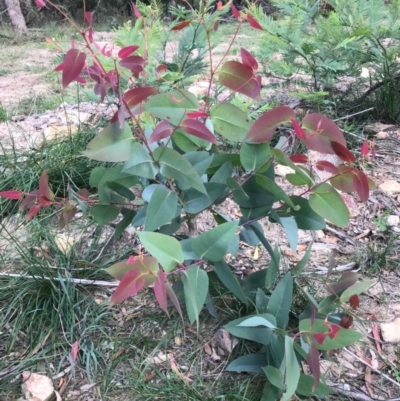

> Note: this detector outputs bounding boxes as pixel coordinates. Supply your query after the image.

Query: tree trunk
[5,0,28,36]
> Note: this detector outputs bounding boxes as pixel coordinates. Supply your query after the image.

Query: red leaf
[330,165,356,193]
[186,111,209,119]
[330,141,356,163]
[340,314,354,329]
[84,11,95,26]
[132,3,142,18]
[157,64,168,73]
[39,171,54,202]
[118,45,140,59]
[20,190,40,210]
[349,294,360,309]
[54,62,64,72]
[360,139,369,156]
[59,204,78,230]
[301,114,347,154]
[75,76,86,84]
[247,106,295,143]
[353,169,369,203]
[328,324,340,339]
[291,118,306,139]
[231,4,241,19]
[86,28,94,43]
[289,154,308,164]
[106,69,118,90]
[26,205,41,221]
[35,0,47,7]
[180,119,217,144]
[110,268,146,305]
[247,14,263,30]
[217,1,223,10]
[313,333,326,345]
[371,325,382,354]
[154,271,168,314]
[240,48,258,71]
[0,190,22,200]
[94,42,113,57]
[148,120,173,144]
[70,341,79,362]
[62,49,86,89]
[171,20,192,31]
[213,21,219,32]
[306,342,320,392]
[219,60,260,99]
[123,87,157,108]
[316,160,340,174]
[119,55,145,71]
[166,281,183,320]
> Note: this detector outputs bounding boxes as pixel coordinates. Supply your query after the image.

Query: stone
[387,215,400,226]
[381,317,400,343]
[274,164,295,177]
[379,180,400,195]
[42,125,79,144]
[21,372,54,401]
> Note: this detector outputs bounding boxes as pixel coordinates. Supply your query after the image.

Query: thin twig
[333,107,375,122]
[0,273,119,287]
[325,225,357,245]
[343,347,400,390]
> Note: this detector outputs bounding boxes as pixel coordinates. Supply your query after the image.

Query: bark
[5,0,28,36]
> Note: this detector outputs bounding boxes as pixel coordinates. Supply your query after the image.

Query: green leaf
[300,319,363,351]
[268,273,293,329]
[182,183,227,214]
[210,161,233,184]
[182,266,209,329]
[263,366,286,390]
[256,288,269,314]
[207,153,241,174]
[145,185,178,231]
[143,89,198,126]
[249,224,279,268]
[192,221,238,262]
[281,197,326,230]
[90,205,119,227]
[269,211,298,251]
[292,242,312,274]
[265,245,280,290]
[210,103,252,142]
[225,314,276,345]
[240,143,271,172]
[226,354,268,373]
[83,122,133,162]
[261,381,284,401]
[238,316,277,329]
[184,151,214,176]
[123,142,159,179]
[255,175,295,208]
[214,260,248,304]
[137,232,183,272]
[282,336,300,401]
[340,281,374,302]
[173,130,211,152]
[296,373,332,396]
[106,181,135,201]
[153,147,206,194]
[114,209,136,238]
[309,183,349,227]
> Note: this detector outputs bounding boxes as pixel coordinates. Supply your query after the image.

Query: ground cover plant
[252,0,400,122]
[1,1,396,400]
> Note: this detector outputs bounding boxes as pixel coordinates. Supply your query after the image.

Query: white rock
[379,180,400,195]
[274,164,295,177]
[21,372,54,401]
[387,215,400,226]
[381,317,400,343]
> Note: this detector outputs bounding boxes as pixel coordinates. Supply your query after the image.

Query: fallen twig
[0,272,119,287]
